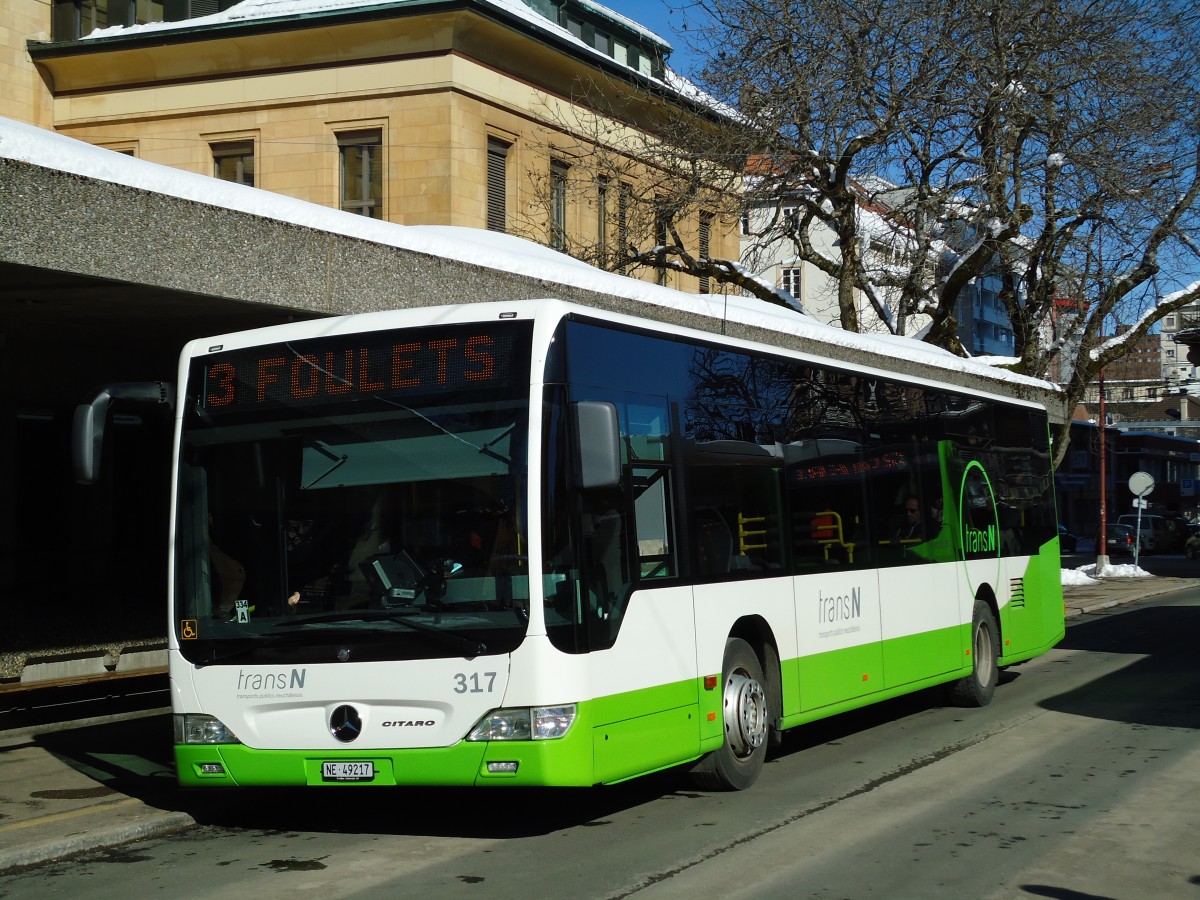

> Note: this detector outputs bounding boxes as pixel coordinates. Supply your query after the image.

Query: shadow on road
[1040,603,1200,730]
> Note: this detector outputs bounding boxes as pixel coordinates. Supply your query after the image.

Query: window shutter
[487,139,509,232]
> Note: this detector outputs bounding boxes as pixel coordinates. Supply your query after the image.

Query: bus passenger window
[633,467,675,578]
[688,464,783,578]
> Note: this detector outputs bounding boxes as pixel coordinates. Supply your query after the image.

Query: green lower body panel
[176,687,704,788]
[796,642,884,710]
[177,718,600,788]
[592,705,701,784]
[882,626,962,689]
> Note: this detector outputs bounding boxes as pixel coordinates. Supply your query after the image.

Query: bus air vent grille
[1009,577,1026,608]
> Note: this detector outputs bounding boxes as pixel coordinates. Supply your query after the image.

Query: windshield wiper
[275,610,486,657]
[195,633,303,668]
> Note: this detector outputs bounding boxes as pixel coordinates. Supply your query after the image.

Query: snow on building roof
[81,0,673,61]
[82,0,581,41]
[74,0,730,123]
[0,115,1057,397]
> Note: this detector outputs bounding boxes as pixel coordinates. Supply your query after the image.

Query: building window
[53,0,164,41]
[654,199,668,286]
[556,8,661,77]
[698,212,712,294]
[617,182,630,274]
[487,138,510,233]
[597,176,610,268]
[212,141,254,188]
[551,161,570,251]
[781,267,802,299]
[338,130,382,218]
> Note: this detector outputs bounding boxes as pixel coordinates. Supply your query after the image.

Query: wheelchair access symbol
[180,619,199,640]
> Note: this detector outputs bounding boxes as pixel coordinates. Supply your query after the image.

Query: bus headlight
[174,714,240,745]
[467,704,576,741]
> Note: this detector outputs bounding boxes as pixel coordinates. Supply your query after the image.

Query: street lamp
[1097,370,1109,572]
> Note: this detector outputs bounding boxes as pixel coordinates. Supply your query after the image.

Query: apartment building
[739,171,1023,348]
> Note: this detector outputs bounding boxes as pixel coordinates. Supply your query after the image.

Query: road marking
[0,796,140,834]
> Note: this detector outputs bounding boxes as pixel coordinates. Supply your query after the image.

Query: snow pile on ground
[1062,563,1152,584]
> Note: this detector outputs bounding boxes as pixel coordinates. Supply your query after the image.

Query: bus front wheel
[948,600,999,707]
[691,638,769,791]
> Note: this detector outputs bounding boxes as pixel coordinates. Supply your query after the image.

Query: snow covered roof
[81,0,672,63]
[68,0,731,121]
[84,0,638,43]
[0,116,1058,398]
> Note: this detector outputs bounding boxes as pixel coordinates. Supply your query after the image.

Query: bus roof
[182,299,1064,417]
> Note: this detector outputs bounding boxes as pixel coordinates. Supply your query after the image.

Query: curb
[1063,577,1196,619]
[0,806,196,874]
[1064,599,1123,618]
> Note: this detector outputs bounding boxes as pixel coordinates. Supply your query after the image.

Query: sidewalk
[1,573,1196,875]
[0,711,193,873]
[1061,572,1196,618]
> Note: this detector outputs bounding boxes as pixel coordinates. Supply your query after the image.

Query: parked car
[1114,513,1188,553]
[1099,524,1136,556]
[1057,524,1078,553]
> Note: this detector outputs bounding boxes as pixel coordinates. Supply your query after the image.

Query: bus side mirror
[571,400,621,490]
[72,398,110,485]
[71,382,174,485]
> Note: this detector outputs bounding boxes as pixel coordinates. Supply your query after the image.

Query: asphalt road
[3,588,1198,900]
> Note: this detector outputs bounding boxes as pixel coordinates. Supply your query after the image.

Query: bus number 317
[454,672,497,694]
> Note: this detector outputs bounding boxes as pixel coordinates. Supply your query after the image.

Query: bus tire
[948,600,999,707]
[691,638,769,791]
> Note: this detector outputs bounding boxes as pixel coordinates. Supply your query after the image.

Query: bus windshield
[173,324,532,663]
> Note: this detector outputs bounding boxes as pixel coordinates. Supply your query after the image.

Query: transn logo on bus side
[818,587,862,624]
[962,524,997,554]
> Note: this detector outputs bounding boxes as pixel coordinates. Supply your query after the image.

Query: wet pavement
[1,573,1196,875]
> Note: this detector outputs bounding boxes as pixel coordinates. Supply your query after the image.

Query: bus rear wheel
[691,638,769,791]
[948,600,999,707]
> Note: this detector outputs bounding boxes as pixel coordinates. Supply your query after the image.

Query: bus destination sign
[197,324,529,413]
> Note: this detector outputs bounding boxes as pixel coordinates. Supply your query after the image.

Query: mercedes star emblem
[329,704,362,743]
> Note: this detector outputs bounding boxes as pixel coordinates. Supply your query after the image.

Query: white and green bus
[156,299,1063,790]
